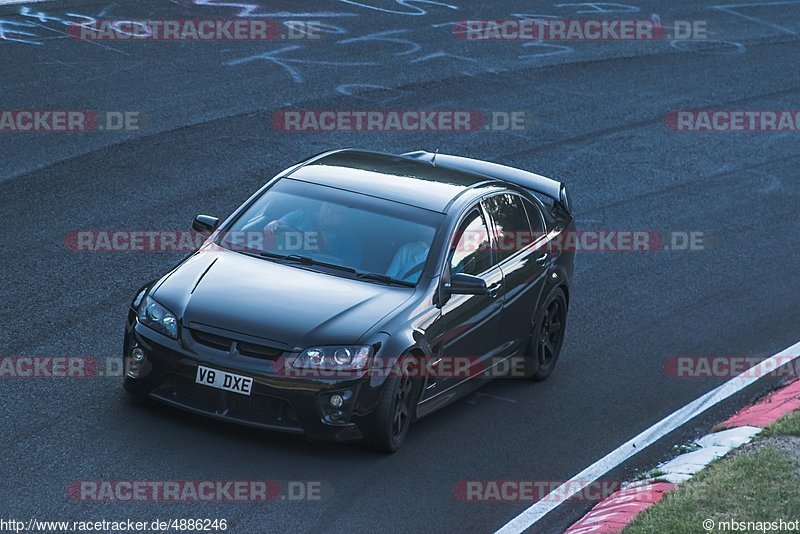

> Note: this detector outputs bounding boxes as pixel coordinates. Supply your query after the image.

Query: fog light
[128,346,146,378]
[330,394,344,408]
[131,347,145,361]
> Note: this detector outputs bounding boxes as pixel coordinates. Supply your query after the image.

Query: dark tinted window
[482,194,532,262]
[219,179,442,283]
[450,210,492,276]
[521,197,546,235]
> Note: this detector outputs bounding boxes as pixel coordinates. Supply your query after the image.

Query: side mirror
[445,273,488,295]
[192,214,219,236]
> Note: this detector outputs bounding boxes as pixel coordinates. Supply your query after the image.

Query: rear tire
[523,288,568,381]
[363,354,420,453]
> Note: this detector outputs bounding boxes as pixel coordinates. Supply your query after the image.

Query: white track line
[496,340,800,534]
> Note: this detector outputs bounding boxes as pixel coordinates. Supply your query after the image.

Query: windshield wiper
[356,272,415,287]
[254,252,408,285]
[259,252,356,274]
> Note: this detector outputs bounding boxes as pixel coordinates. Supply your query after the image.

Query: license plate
[195,365,253,396]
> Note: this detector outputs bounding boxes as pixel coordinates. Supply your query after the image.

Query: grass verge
[623,411,800,533]
[761,410,800,438]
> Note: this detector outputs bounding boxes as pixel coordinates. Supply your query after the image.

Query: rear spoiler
[402,150,571,214]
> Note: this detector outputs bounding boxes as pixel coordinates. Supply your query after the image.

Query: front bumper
[123,319,377,443]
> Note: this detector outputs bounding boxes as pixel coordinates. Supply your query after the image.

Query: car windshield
[218,178,443,285]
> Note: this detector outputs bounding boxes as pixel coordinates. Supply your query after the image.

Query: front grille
[190,328,283,361]
[191,329,232,351]
[157,373,223,411]
[230,392,286,419]
[238,341,282,361]
[150,373,297,427]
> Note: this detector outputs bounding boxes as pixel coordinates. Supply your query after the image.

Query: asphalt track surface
[1,1,800,532]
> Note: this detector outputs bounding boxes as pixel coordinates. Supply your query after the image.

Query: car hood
[151,247,414,349]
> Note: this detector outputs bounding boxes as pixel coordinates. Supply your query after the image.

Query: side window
[449,209,492,276]
[482,194,533,263]
[521,197,546,235]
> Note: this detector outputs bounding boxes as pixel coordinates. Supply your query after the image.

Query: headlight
[137,295,178,339]
[293,346,372,371]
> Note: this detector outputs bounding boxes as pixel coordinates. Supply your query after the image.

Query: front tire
[523,288,568,381]
[363,354,420,453]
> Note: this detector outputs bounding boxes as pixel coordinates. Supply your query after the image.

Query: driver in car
[265,202,363,268]
[384,226,435,283]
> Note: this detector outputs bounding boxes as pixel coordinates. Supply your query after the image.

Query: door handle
[535,253,548,265]
[487,282,501,297]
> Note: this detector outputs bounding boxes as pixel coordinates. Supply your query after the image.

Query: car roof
[286,149,491,213]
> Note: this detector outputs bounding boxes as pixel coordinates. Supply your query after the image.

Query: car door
[428,206,505,394]
[482,193,551,358]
